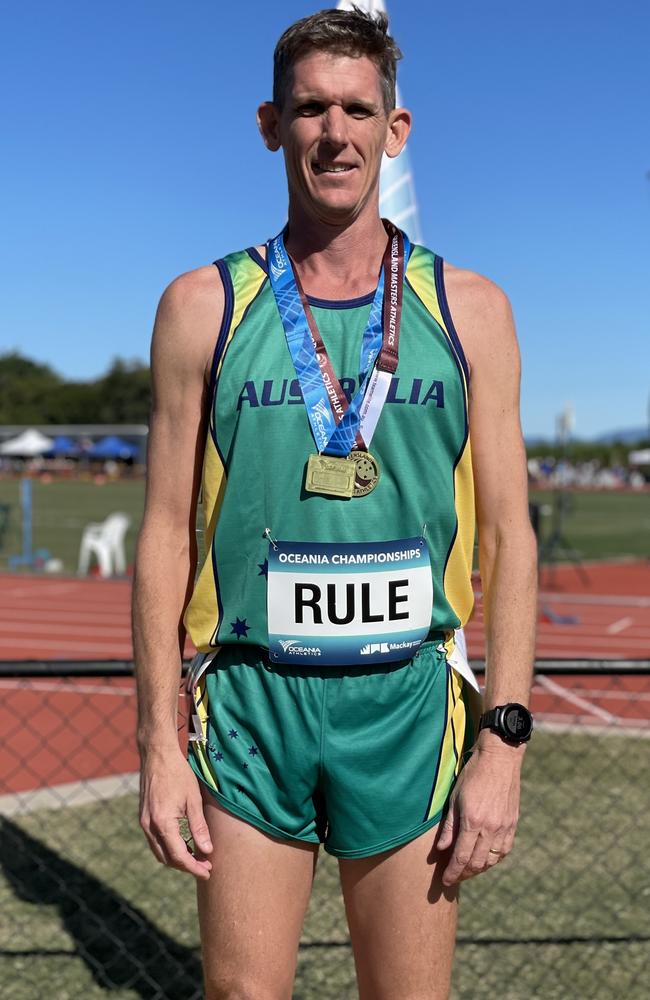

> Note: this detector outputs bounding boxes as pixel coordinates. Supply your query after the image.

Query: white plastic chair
[77,512,131,578]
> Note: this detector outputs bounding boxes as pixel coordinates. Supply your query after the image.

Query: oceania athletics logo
[270,241,288,280]
[279,639,321,656]
[310,398,332,447]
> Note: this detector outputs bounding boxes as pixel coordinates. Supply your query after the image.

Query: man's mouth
[312,162,355,175]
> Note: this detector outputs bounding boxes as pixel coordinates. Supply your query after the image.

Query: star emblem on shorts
[248,745,259,756]
[228,729,239,739]
[230,617,251,639]
[215,751,223,762]
[242,762,249,770]
[258,559,268,578]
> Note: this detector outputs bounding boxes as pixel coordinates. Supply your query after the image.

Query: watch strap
[478,708,498,733]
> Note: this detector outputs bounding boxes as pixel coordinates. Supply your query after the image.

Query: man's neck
[284,203,388,299]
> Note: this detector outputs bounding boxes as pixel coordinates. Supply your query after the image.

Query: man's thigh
[197,787,318,1000]
[338,822,458,1000]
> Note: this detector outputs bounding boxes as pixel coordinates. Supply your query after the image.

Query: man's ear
[257,101,282,152]
[384,107,412,159]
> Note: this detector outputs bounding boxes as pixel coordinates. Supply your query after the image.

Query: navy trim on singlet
[307,290,376,309]
[433,255,470,385]
[440,329,470,626]
[246,246,267,271]
[245,239,414,311]
[208,260,234,402]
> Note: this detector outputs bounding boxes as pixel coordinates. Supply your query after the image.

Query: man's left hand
[435,737,524,886]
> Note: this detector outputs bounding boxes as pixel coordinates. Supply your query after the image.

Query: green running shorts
[187,640,479,858]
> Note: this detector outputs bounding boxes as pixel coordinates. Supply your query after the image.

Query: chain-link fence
[1,660,649,1000]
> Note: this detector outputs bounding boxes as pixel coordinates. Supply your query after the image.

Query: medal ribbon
[268,220,409,456]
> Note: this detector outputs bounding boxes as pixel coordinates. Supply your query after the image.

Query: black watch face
[503,704,532,740]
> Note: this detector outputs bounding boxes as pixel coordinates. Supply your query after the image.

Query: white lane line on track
[534,641,650,654]
[1,604,130,617]
[534,630,650,643]
[536,719,650,739]
[0,772,140,817]
[0,608,130,622]
[538,593,650,608]
[0,584,82,599]
[535,674,618,724]
[0,624,131,639]
[0,680,136,696]
[532,685,650,702]
[607,616,634,634]
[535,653,650,661]
[0,637,134,654]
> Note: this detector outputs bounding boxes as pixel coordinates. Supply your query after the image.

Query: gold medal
[305,454,355,498]
[350,450,380,496]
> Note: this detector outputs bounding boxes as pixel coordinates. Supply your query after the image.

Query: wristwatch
[478,703,533,745]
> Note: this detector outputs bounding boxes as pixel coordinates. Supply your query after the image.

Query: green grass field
[0,479,648,575]
[530,488,650,562]
[0,479,146,574]
[1,729,648,999]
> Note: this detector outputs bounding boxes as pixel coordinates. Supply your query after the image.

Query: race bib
[267,537,433,666]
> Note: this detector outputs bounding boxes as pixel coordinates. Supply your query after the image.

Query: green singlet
[184,237,480,856]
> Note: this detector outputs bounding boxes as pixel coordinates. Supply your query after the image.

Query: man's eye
[347,105,373,118]
[296,103,323,116]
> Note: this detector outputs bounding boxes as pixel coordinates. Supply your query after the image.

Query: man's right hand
[139,746,214,880]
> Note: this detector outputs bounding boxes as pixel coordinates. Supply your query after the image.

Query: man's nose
[321,106,347,146]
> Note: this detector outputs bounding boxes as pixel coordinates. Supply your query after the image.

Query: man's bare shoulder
[153,265,225,383]
[158,265,224,329]
[442,262,516,367]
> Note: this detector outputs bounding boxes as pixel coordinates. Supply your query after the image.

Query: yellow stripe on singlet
[406,248,475,636]
[183,253,267,650]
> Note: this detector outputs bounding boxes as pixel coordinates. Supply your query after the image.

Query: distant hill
[594,427,648,445]
[525,427,648,447]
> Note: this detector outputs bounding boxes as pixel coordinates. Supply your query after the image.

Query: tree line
[0,353,151,424]
[1,352,647,467]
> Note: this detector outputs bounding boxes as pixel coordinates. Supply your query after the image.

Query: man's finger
[156,821,213,879]
[484,832,507,869]
[435,815,455,851]
[145,830,168,866]
[186,795,214,855]
[463,831,498,877]
[435,796,459,852]
[441,829,479,886]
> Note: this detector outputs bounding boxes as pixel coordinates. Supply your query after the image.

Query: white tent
[0,428,55,456]
[629,448,650,466]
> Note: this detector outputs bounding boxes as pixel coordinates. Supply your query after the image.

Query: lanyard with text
[267,220,409,498]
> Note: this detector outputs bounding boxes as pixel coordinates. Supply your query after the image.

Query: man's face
[268,51,397,225]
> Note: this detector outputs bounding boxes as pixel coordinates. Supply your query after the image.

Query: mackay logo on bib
[267,538,433,666]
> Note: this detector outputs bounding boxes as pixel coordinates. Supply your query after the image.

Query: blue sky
[2,0,649,438]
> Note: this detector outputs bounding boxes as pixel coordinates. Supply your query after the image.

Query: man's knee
[204,972,293,1000]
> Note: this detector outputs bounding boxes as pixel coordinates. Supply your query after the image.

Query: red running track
[1,560,648,662]
[0,561,648,797]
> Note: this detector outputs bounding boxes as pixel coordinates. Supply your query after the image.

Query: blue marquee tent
[47,435,82,457]
[86,435,138,460]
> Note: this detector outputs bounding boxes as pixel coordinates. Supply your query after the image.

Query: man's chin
[310,197,365,227]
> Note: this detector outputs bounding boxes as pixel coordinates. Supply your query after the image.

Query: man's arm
[133,265,223,880]
[435,266,537,885]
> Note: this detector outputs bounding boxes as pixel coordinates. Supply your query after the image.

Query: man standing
[133,8,537,999]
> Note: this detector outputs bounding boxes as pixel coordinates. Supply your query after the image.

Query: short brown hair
[273,6,402,114]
